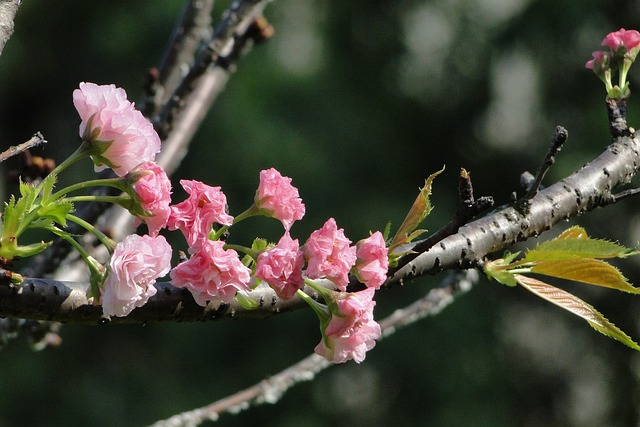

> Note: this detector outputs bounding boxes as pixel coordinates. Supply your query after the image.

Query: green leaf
[389,166,444,252]
[515,274,640,351]
[530,258,640,293]
[38,200,73,227]
[525,225,638,261]
[483,255,521,287]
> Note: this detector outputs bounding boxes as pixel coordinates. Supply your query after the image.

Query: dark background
[1,1,640,426]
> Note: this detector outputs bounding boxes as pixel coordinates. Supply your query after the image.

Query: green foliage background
[1,1,640,426]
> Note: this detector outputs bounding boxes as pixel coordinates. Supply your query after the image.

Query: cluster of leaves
[485,226,640,350]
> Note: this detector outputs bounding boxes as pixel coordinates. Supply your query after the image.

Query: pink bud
[255,168,305,230]
[129,162,172,237]
[304,218,357,291]
[354,232,389,290]
[255,232,304,299]
[314,288,381,363]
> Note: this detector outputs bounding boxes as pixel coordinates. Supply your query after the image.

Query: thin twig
[148,270,478,427]
[521,125,569,202]
[0,132,47,163]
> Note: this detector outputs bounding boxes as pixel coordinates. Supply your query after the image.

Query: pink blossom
[170,239,251,305]
[585,50,608,70]
[73,82,161,177]
[602,28,640,53]
[314,288,381,363]
[255,232,304,299]
[101,234,172,318]
[128,162,172,237]
[255,168,305,230]
[168,180,234,249]
[304,218,357,291]
[353,232,389,290]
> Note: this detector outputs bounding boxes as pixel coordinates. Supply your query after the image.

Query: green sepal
[3,240,52,258]
[235,291,259,310]
[483,255,520,287]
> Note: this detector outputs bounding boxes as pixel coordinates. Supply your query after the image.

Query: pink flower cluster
[586,28,640,70]
[71,84,388,361]
[586,29,640,99]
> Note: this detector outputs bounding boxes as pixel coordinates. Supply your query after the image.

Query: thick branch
[0,277,328,324]
[3,133,639,323]
[0,0,20,58]
[390,133,640,284]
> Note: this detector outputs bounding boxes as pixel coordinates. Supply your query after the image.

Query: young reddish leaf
[515,274,640,351]
[389,166,444,253]
[525,226,638,261]
[530,258,640,293]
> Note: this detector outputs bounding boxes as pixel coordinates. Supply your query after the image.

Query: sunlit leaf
[515,274,640,351]
[530,258,640,293]
[525,226,638,261]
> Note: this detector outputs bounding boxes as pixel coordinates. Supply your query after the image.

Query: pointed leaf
[515,274,640,351]
[390,166,444,251]
[530,258,640,293]
[525,226,638,261]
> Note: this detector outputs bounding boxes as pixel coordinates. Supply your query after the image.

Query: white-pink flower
[255,232,304,299]
[304,218,356,291]
[129,162,172,237]
[353,231,389,290]
[255,168,305,230]
[314,288,381,363]
[73,82,161,177]
[170,239,251,306]
[101,234,172,318]
[167,180,234,250]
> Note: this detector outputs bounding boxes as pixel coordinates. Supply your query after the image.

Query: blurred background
[1,0,640,426]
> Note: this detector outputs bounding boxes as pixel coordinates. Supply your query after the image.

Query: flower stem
[49,177,125,202]
[66,214,117,253]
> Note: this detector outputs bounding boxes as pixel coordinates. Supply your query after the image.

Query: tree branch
[389,131,640,285]
[3,128,639,323]
[0,0,20,58]
[148,270,478,427]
